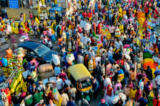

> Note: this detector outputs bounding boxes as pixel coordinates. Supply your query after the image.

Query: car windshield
[35,45,50,57]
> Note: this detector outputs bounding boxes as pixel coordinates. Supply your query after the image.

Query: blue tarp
[49,7,62,13]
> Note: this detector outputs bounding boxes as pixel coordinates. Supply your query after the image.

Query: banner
[9,0,19,8]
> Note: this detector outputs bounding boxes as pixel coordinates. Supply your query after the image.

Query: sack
[38,64,53,73]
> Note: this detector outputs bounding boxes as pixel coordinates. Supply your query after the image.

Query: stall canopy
[49,7,62,12]
[68,64,92,81]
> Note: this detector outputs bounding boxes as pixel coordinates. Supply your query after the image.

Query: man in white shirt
[82,33,88,45]
[61,90,69,106]
[52,75,63,93]
[43,12,48,20]
[78,53,84,63]
[91,50,95,57]
[115,39,123,49]
[69,85,77,101]
[108,47,113,58]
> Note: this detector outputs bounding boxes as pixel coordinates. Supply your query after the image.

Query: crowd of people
[1,0,160,106]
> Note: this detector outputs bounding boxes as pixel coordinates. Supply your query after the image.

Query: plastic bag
[52,55,60,65]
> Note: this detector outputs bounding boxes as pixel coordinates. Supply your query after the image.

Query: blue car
[18,41,58,64]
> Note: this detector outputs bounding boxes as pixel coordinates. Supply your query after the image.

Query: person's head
[148,81,151,85]
[39,81,43,85]
[61,90,65,94]
[27,83,30,87]
[155,92,159,99]
[25,61,28,65]
[27,75,31,79]
[69,97,73,101]
[56,75,59,80]
[33,68,36,72]
[147,66,150,69]
[136,86,140,90]
[33,83,36,87]
[42,103,46,106]
[26,92,30,96]
[131,68,134,72]
[71,84,74,88]
[92,78,96,84]
[117,67,120,70]
[61,68,64,73]
[98,61,100,65]
[117,86,120,90]
[13,92,16,96]
[106,61,109,65]
[101,98,106,104]
[143,93,146,98]
[35,88,38,93]
[128,79,132,84]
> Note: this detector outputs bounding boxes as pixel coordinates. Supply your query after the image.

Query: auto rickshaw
[68,64,93,102]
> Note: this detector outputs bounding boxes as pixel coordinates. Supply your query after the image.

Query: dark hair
[27,92,30,95]
[143,93,146,97]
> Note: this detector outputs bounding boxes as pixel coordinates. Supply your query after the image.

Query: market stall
[49,7,62,20]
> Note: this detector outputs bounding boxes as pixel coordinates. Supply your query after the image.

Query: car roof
[18,41,41,50]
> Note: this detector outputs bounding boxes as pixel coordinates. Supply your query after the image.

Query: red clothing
[134,0,137,6]
[0,26,4,31]
[154,9,159,19]
[88,12,92,18]
[84,57,89,68]
[90,37,96,45]
[30,13,33,20]
[101,36,103,42]
[143,20,148,28]
[145,7,149,14]
[107,85,113,96]
[153,97,160,106]
[98,23,102,34]
[135,90,142,101]
[83,12,87,18]
[107,88,113,96]
[93,23,96,33]
[68,20,72,25]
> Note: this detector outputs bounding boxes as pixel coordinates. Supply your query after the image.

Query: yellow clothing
[41,0,45,5]
[119,25,124,33]
[129,89,137,99]
[119,8,122,17]
[122,11,126,16]
[125,101,133,106]
[119,8,122,13]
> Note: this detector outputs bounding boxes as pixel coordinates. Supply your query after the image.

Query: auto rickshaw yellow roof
[68,64,92,81]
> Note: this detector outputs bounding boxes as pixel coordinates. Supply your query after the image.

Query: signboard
[9,0,19,8]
